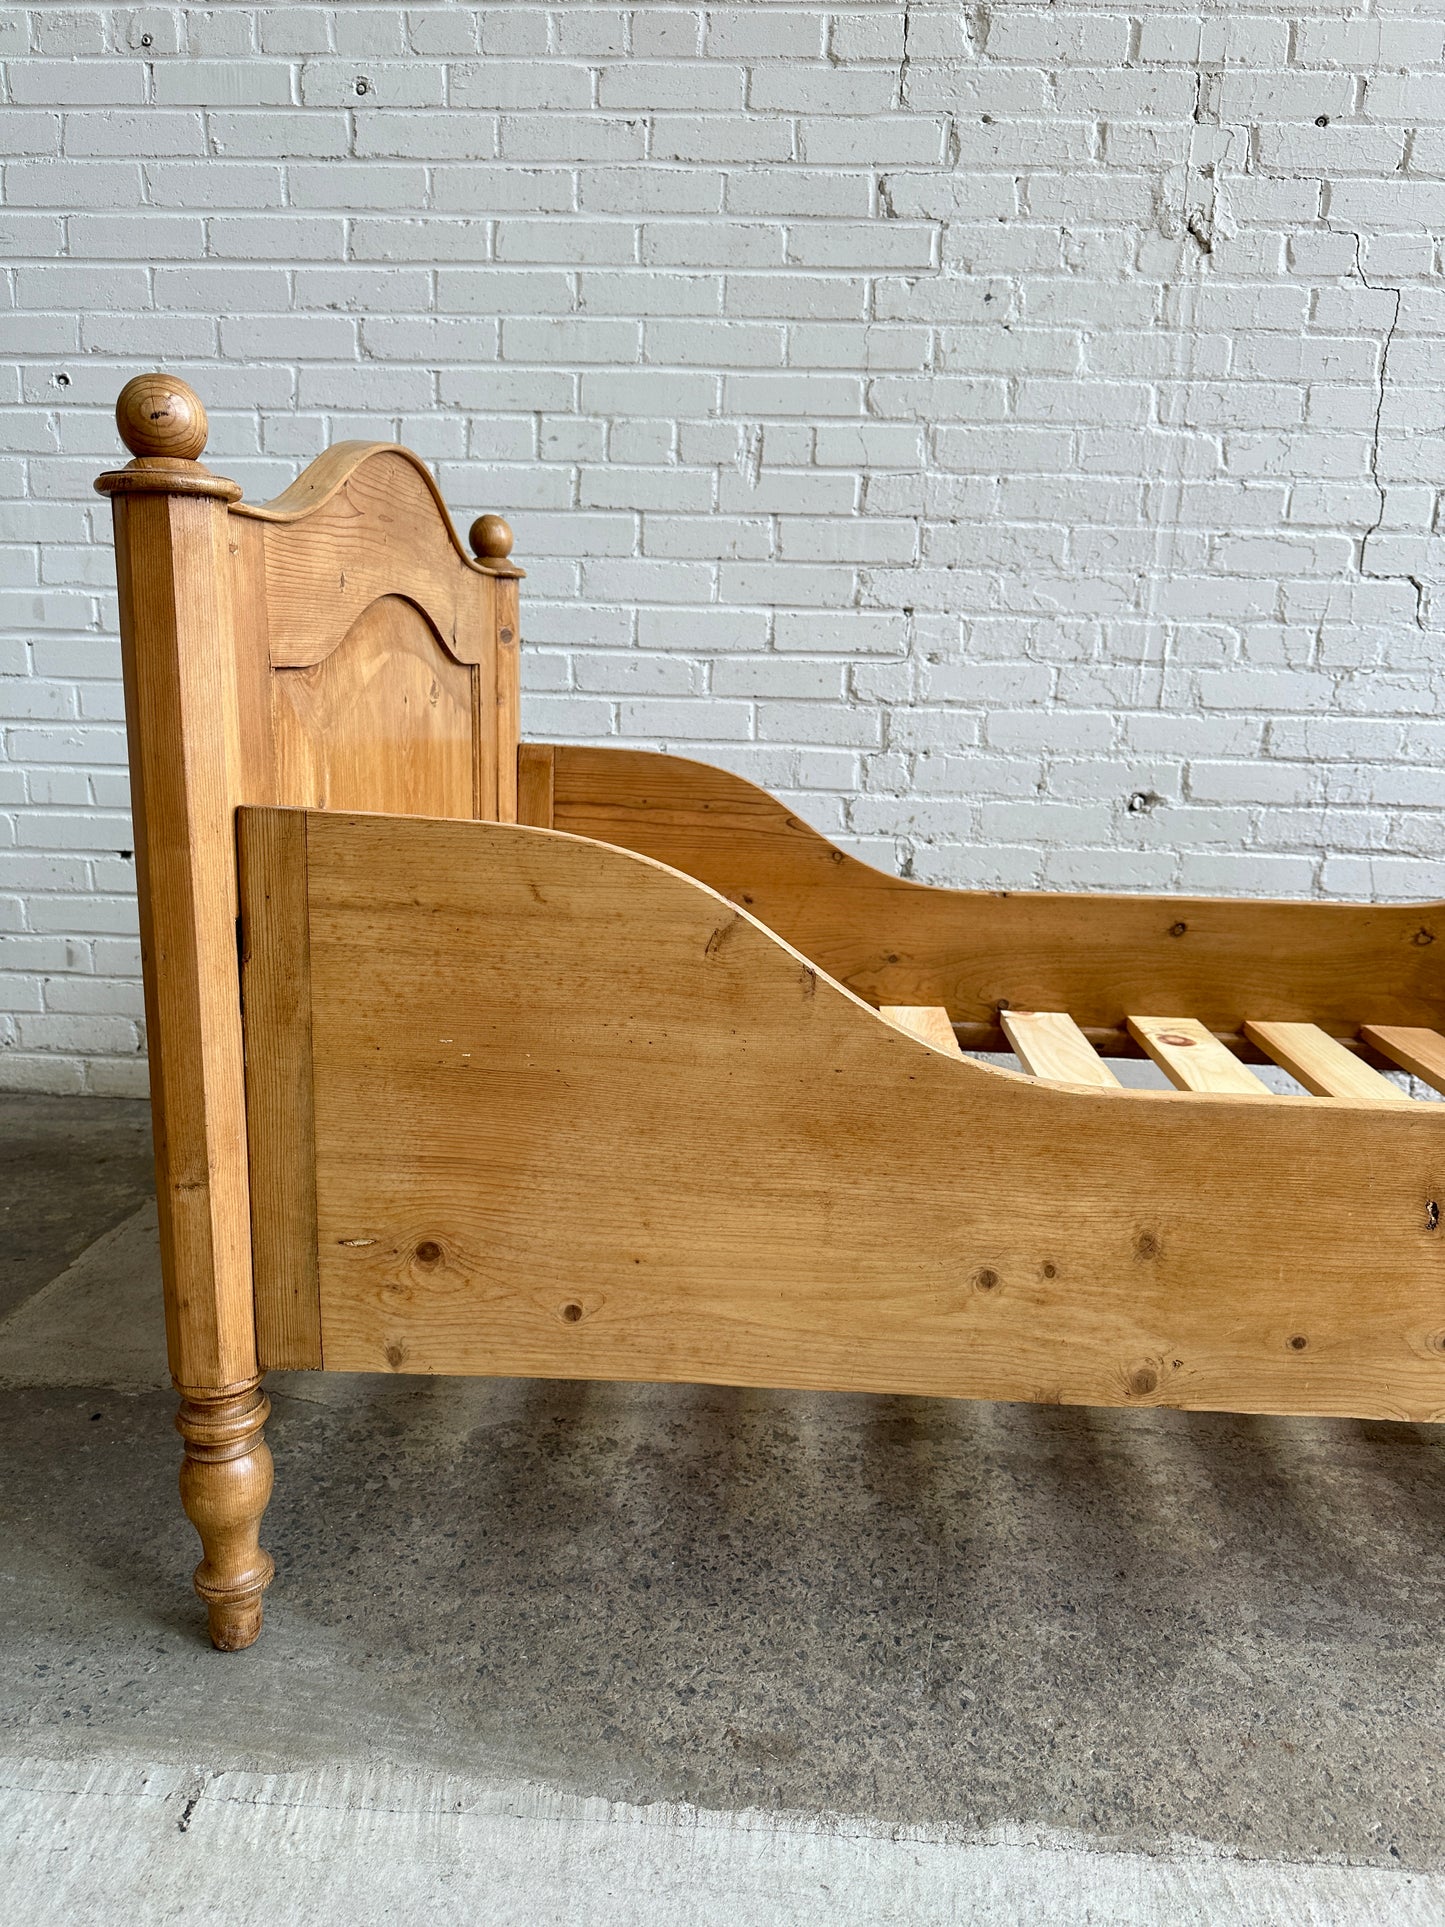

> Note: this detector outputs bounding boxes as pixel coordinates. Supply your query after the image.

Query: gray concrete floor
[3,1092,1445,1921]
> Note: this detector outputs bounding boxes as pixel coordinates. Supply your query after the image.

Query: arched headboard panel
[227,441,522,824]
[269,595,482,820]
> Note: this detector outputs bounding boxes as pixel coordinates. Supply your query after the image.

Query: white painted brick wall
[1,3,1442,1095]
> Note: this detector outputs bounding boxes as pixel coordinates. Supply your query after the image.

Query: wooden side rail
[520,744,1444,1050]
[239,806,1445,1424]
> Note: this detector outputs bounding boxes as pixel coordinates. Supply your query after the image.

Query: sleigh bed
[97,374,1445,1651]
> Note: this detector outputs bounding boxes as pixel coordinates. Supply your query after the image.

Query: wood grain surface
[1001,1011,1121,1087]
[1126,1016,1272,1095]
[240,806,1445,1422]
[549,745,1444,1048]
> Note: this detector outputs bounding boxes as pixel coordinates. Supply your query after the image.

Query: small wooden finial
[116,371,209,462]
[469,512,514,561]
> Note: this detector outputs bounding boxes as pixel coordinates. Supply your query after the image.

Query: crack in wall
[1348,234,1424,628]
[896,2,913,110]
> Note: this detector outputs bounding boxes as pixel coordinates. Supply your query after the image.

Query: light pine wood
[271,595,480,820]
[1244,1021,1415,1105]
[494,578,520,824]
[1126,1016,1272,1095]
[97,375,275,1649]
[98,375,532,1647]
[1361,1026,1445,1096]
[1001,1011,1121,1087]
[548,746,1445,1046]
[115,371,209,462]
[469,512,515,563]
[96,395,256,1392]
[232,442,525,826]
[517,742,556,829]
[471,519,520,824]
[175,1384,275,1651]
[242,805,1445,1422]
[880,1005,963,1055]
[239,809,321,1371]
[234,444,509,667]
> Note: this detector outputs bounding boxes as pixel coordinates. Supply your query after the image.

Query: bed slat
[1000,1011,1121,1088]
[880,1005,963,1056]
[1244,1021,1413,1104]
[1126,1016,1271,1095]
[1359,1025,1445,1097]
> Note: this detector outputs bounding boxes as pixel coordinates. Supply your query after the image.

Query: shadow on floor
[5,1372,1445,1868]
[3,1091,1444,1870]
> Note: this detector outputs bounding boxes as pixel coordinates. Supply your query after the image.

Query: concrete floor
[3,1092,1445,1921]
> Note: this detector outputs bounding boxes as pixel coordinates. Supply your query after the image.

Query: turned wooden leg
[175,1380,275,1651]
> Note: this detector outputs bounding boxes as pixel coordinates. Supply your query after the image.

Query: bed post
[96,375,274,1650]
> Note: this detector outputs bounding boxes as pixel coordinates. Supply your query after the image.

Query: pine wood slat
[1000,1011,1121,1088]
[1244,1021,1414,1104]
[1360,1025,1445,1097]
[880,1005,963,1056]
[1126,1016,1272,1095]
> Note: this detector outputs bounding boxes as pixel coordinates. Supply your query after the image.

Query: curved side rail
[239,805,1445,1422]
[534,744,1444,1049]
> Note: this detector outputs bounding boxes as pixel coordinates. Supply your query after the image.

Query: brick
[449,61,590,111]
[152,60,292,106]
[748,66,898,115]
[499,115,645,163]
[580,168,724,216]
[257,8,333,55]
[598,63,745,112]
[63,109,205,156]
[643,222,784,268]
[478,8,551,57]
[707,10,823,60]
[10,59,147,104]
[209,110,350,158]
[552,8,626,58]
[300,59,444,108]
[647,320,782,367]
[6,160,143,207]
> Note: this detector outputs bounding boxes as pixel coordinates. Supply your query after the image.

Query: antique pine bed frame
[98,373,1444,1651]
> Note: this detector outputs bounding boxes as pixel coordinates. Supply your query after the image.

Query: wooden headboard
[95,372,524,1392]
[101,371,524,829]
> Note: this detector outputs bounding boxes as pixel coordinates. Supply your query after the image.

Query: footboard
[239,806,1445,1424]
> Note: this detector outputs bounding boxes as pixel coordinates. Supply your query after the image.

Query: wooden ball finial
[116,372,209,462]
[469,513,514,561]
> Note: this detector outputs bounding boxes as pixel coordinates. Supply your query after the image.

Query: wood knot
[470,512,514,559]
[1287,1334,1308,1351]
[1127,1366,1159,1397]
[1158,1032,1195,1048]
[116,371,208,460]
[414,1240,443,1267]
[385,1341,406,1369]
[1134,1230,1161,1262]
[1168,921,1188,938]
[974,1267,1000,1292]
[1040,1261,1058,1280]
[560,1301,585,1323]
